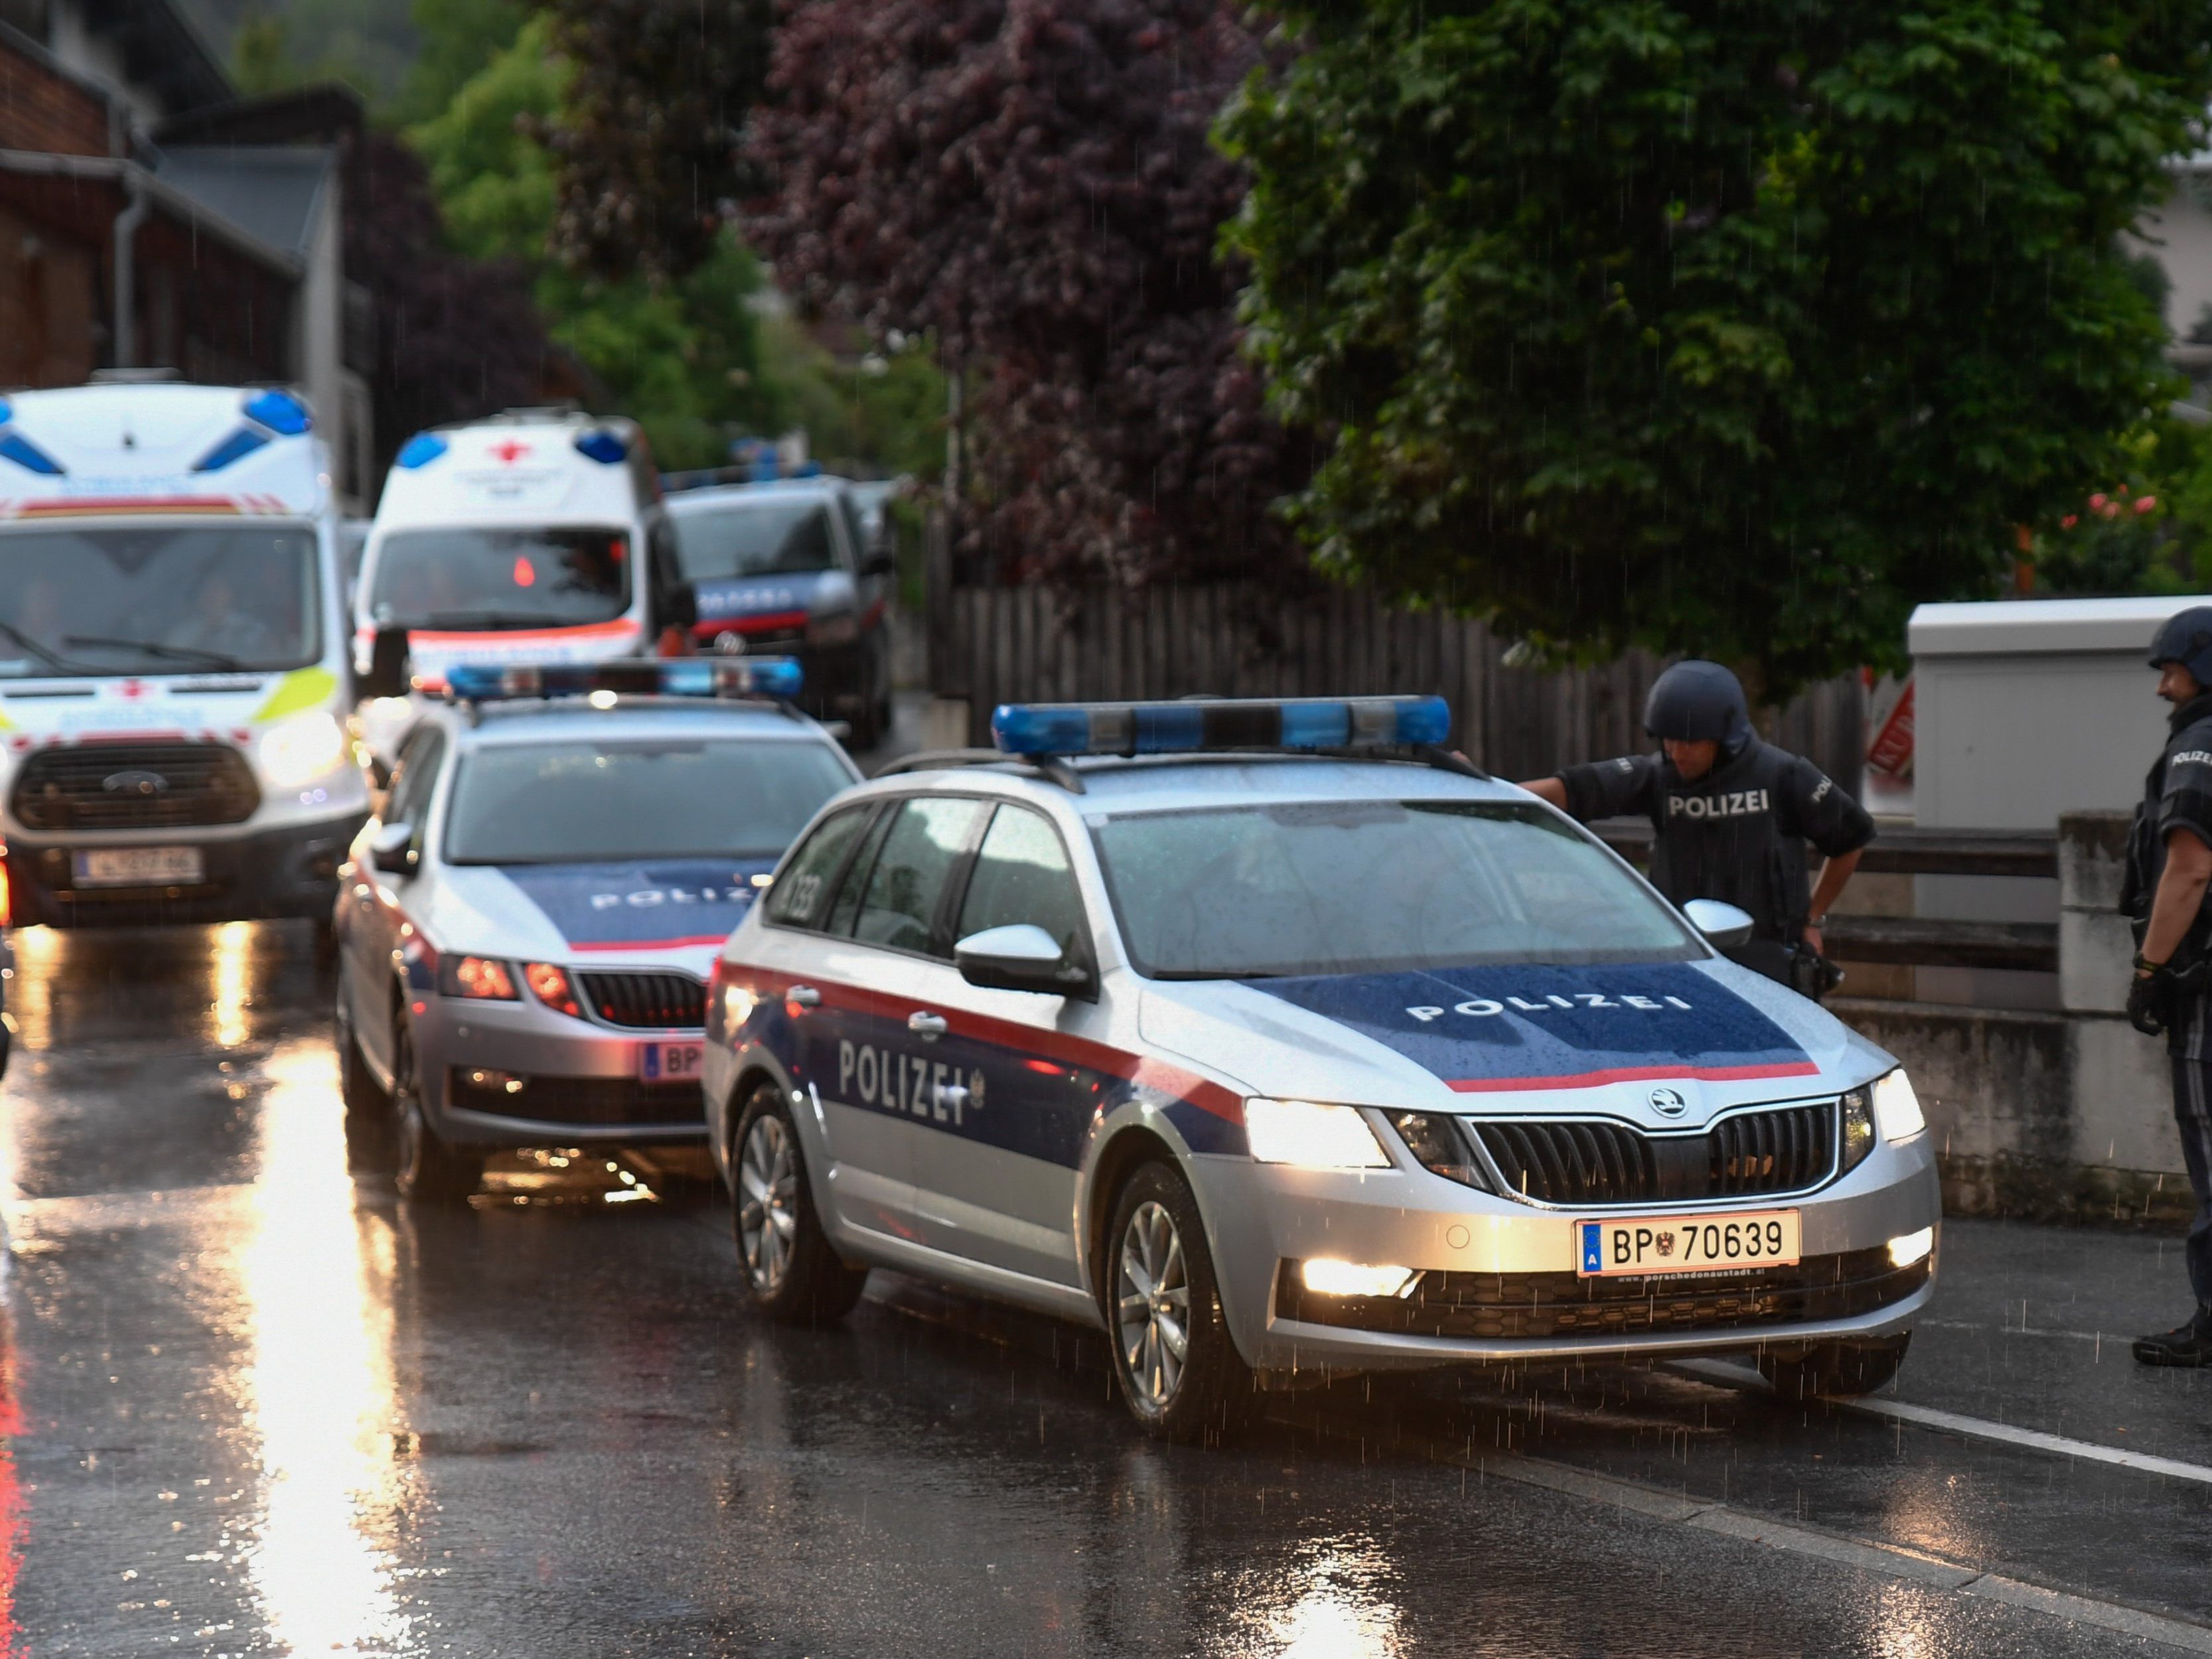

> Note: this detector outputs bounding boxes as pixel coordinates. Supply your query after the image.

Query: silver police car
[703,695,1941,1442]
[334,659,858,1199]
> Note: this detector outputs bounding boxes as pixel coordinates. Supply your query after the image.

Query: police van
[350,409,694,766]
[0,380,368,927]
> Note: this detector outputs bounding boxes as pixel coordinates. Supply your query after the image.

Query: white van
[0,381,368,928]
[350,409,692,762]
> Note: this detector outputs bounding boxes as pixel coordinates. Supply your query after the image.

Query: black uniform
[1558,738,1876,983]
[2123,689,2212,1312]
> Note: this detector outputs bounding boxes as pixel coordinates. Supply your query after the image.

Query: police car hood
[424,859,773,961]
[1137,957,1888,1129]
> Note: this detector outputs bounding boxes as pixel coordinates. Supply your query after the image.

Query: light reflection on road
[245,1036,413,1653]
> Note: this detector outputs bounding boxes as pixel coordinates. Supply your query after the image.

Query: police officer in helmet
[1520,660,1875,991]
[2124,607,2212,1366]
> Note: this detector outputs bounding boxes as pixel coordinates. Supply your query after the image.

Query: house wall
[0,200,94,385]
[0,25,110,155]
[2138,177,2212,339]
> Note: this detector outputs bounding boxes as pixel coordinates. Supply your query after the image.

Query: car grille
[13,742,260,831]
[578,971,707,1030]
[1471,1102,1835,1206]
[447,1070,702,1127]
[1276,1246,1929,1342]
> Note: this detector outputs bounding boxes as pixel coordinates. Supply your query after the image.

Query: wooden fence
[926,582,1867,791]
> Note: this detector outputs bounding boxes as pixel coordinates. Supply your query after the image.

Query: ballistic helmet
[2149,607,2212,690]
[1644,660,1753,752]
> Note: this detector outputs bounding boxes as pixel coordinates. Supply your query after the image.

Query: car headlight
[259,710,348,787]
[437,956,516,1000]
[524,961,582,1019]
[1386,1110,1489,1189]
[1840,1086,1876,1172]
[1873,1068,1926,1143]
[1244,1098,1390,1168]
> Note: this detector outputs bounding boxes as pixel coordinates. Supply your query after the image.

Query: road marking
[1844,1396,2212,1490]
[1297,1403,2212,1654]
[1919,1316,2104,1342]
[1672,1358,2212,1489]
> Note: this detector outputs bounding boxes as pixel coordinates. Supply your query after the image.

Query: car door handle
[785,984,822,1010]
[907,1011,948,1040]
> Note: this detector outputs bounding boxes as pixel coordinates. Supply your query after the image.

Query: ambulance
[0,380,368,928]
[350,409,692,768]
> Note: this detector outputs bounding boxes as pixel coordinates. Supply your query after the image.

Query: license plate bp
[640,1040,704,1082]
[1577,1210,1801,1277]
[72,845,204,887]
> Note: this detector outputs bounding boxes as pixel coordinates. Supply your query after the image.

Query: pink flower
[2090,492,2108,510]
[2061,514,2079,528]
[2138,496,2158,514]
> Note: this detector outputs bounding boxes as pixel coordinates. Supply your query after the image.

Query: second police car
[333,659,857,1198]
[703,696,1941,1441]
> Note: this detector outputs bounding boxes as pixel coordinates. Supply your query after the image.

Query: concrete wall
[1832,811,2195,1228]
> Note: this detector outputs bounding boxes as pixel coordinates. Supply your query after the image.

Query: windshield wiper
[64,634,246,670]
[0,620,92,676]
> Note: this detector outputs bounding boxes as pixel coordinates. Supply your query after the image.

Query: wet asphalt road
[9,921,2212,1656]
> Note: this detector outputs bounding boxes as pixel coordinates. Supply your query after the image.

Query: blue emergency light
[990,695,1451,758]
[440,656,804,704]
[573,429,628,465]
[395,432,449,469]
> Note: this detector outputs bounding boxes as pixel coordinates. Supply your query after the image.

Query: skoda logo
[1647,1086,1689,1118]
[103,768,169,796]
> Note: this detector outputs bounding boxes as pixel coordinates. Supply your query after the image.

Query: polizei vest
[1644,739,1809,952]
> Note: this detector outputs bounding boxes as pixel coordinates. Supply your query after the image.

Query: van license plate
[72,847,204,887]
[1577,1210,1801,1277]
[640,1041,704,1082]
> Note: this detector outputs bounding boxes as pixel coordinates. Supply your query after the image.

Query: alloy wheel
[738,1114,798,1293]
[1115,1200,1190,1409]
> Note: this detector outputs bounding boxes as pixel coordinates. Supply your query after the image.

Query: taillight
[0,854,13,929]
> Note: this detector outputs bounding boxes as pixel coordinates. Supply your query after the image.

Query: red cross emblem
[117,679,147,700]
[488,439,531,464]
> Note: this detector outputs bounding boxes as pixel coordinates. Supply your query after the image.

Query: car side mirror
[370,820,417,875]
[861,547,896,579]
[358,626,410,700]
[954,923,1091,997]
[1682,898,1756,949]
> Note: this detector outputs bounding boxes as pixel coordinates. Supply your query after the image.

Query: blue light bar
[0,430,63,476]
[192,427,271,472]
[574,429,627,465]
[438,656,804,704]
[243,388,313,435]
[396,432,448,469]
[990,695,1451,758]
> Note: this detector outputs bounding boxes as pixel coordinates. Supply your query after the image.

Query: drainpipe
[111,170,150,368]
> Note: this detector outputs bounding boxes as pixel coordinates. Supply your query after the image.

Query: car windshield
[367,526,632,630]
[670,498,838,579]
[1092,798,1702,977]
[0,524,319,676]
[442,739,854,864]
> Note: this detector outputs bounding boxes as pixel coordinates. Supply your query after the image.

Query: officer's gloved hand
[2130,968,2175,1037]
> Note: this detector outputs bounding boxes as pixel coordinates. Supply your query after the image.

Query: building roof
[151,143,334,258]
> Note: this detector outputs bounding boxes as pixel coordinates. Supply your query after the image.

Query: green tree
[1222,0,2212,693]
[407,17,780,470]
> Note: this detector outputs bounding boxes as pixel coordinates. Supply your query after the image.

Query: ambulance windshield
[1094,799,1702,977]
[368,526,632,630]
[0,524,319,676]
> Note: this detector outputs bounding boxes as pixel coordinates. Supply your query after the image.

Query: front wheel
[1106,1161,1255,1443]
[391,1020,482,1203]
[730,1082,867,1323]
[1759,1334,1910,1400]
